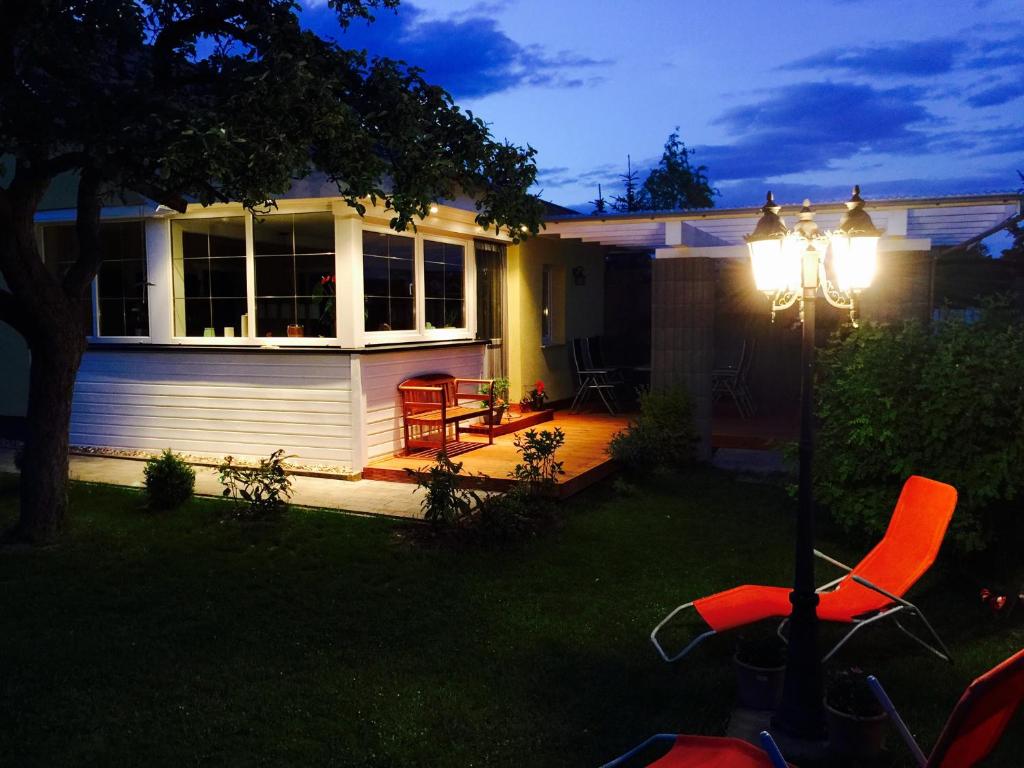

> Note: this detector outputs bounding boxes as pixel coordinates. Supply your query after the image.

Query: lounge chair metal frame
[651,547,953,665]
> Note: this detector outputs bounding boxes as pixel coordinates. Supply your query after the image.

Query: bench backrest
[398,374,458,407]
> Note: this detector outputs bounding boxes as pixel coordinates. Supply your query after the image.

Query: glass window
[41,221,149,337]
[253,213,335,338]
[362,231,415,332]
[171,217,247,337]
[423,239,465,329]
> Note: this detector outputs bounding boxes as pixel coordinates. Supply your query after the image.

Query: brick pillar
[651,257,715,460]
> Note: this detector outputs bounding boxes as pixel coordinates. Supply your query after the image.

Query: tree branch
[61,167,103,299]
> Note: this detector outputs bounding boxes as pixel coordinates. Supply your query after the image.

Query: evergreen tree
[641,128,717,210]
[611,155,644,212]
[589,183,607,214]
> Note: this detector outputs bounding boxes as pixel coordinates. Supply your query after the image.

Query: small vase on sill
[287,324,304,338]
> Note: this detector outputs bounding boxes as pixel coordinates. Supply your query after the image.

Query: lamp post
[745,187,881,739]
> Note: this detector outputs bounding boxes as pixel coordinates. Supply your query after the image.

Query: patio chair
[570,337,617,414]
[867,647,1024,767]
[600,730,791,768]
[711,339,756,418]
[651,475,957,664]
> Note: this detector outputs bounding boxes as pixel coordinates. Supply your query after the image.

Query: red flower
[320,275,329,285]
[535,380,544,393]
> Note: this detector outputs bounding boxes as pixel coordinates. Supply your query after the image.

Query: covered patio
[545,192,1022,456]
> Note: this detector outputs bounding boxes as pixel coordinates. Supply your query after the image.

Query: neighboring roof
[542,192,1023,250]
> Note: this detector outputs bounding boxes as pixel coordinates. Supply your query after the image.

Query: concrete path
[0,449,426,519]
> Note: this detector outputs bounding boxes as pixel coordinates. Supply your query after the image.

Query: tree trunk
[12,337,85,544]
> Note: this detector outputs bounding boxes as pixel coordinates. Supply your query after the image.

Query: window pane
[255,255,295,297]
[253,216,292,256]
[172,217,246,336]
[389,297,414,331]
[295,253,335,296]
[254,213,337,338]
[98,299,126,337]
[365,296,390,332]
[292,213,334,254]
[389,260,413,299]
[363,255,389,296]
[210,257,247,297]
[361,230,416,333]
[422,239,465,328]
[97,261,124,299]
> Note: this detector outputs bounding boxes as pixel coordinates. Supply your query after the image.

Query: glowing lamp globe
[832,185,882,292]
[746,192,798,293]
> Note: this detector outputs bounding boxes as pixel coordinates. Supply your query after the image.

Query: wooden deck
[362,410,629,498]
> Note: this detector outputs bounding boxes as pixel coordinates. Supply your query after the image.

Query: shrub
[218,449,293,518]
[143,449,195,510]
[815,303,1024,555]
[510,427,565,495]
[407,452,482,528]
[608,387,698,473]
[475,486,554,543]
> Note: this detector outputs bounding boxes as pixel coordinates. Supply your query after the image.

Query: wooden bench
[398,374,495,455]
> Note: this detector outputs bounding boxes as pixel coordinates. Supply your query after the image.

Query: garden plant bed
[464,407,555,437]
[0,469,1020,767]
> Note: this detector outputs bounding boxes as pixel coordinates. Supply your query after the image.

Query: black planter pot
[733,653,785,710]
[825,701,888,761]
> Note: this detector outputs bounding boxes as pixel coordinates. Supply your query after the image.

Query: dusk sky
[303,0,1024,213]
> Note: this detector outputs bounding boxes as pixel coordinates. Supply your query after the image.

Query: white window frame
[166,204,341,347]
[361,224,476,346]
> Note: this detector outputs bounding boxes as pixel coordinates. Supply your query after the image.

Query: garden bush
[218,449,293,518]
[510,427,565,494]
[608,387,698,473]
[815,303,1024,556]
[143,449,195,510]
[407,452,482,528]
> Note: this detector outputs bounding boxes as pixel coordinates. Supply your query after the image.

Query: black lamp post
[745,188,882,739]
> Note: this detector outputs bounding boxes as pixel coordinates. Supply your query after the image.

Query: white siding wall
[71,350,354,466]
[359,345,485,462]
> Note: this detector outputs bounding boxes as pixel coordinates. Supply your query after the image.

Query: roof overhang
[541,193,1023,254]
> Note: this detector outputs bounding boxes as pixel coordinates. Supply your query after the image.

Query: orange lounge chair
[868,647,1024,767]
[651,476,957,663]
[600,731,791,768]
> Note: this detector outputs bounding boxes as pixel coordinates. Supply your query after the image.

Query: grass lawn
[0,469,1021,767]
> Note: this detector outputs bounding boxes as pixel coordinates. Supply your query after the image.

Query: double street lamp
[745,186,882,739]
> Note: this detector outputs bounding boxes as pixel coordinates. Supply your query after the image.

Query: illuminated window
[171,217,247,337]
[362,231,415,332]
[253,213,336,338]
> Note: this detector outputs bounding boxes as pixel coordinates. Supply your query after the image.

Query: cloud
[965,78,1024,107]
[300,2,610,99]
[699,81,937,181]
[782,39,964,77]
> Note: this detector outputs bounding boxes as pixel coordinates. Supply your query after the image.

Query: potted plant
[529,379,548,411]
[480,377,511,424]
[733,630,786,710]
[825,667,888,761]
